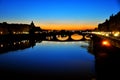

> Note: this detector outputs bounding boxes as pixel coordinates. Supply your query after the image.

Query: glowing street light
[105,34,109,37]
[113,32,119,37]
[102,40,111,46]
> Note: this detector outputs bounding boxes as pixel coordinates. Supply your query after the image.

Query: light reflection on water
[0,41,95,78]
[71,34,83,40]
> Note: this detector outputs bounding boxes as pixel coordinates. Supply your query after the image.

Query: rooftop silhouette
[98,11,120,31]
[0,21,41,35]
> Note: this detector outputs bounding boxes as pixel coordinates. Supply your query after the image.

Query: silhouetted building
[98,11,120,31]
[0,21,41,35]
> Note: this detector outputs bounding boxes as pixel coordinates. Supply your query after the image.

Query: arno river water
[0,35,120,80]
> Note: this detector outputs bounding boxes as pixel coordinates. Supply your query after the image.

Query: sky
[0,0,120,30]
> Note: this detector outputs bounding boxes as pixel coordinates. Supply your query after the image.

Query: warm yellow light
[113,33,119,37]
[85,35,91,40]
[46,37,51,40]
[71,34,83,40]
[35,32,39,34]
[23,32,29,34]
[56,35,69,41]
[102,40,111,46]
[97,32,101,35]
[101,32,105,35]
[105,34,109,37]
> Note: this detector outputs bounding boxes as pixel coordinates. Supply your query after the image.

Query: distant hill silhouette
[98,11,120,31]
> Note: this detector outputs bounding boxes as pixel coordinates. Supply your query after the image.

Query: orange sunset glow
[36,23,97,30]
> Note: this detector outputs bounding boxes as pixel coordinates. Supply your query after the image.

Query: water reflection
[95,48,120,80]
[88,40,120,80]
[2,34,120,80]
[0,34,120,80]
[0,34,91,54]
[0,40,36,54]
[0,39,95,80]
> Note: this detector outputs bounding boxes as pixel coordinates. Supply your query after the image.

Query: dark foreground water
[0,41,95,79]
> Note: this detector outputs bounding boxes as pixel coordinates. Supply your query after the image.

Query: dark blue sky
[0,0,119,30]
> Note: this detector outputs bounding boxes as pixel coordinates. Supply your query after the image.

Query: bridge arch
[56,35,69,41]
[56,34,84,41]
[49,33,92,41]
[84,34,91,40]
[70,34,83,40]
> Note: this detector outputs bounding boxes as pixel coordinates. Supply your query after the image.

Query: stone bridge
[44,32,92,41]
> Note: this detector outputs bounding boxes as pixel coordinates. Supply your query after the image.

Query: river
[0,40,95,80]
[1,34,120,80]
